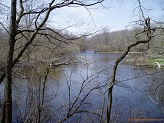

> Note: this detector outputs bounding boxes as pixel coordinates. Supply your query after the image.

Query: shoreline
[93,51,141,54]
[125,57,164,68]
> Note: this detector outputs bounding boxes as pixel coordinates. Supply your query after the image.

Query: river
[0,51,164,123]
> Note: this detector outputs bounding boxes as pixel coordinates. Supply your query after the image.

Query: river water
[0,51,164,123]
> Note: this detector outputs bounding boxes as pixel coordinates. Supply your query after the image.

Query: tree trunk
[4,0,17,122]
[0,100,6,123]
[106,17,152,123]
[106,85,113,123]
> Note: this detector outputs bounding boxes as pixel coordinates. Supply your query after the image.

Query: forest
[0,0,164,123]
[1,26,164,65]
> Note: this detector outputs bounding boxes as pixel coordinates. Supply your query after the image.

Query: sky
[1,0,164,34]
[48,0,164,34]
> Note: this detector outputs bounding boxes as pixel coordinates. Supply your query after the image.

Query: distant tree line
[1,24,164,67]
[1,25,164,68]
[86,27,164,58]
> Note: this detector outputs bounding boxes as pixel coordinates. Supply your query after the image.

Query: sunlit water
[0,51,164,122]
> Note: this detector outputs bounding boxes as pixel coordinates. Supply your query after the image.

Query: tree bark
[0,100,6,123]
[4,0,17,122]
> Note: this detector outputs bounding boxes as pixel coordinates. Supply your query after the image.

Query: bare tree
[2,0,17,122]
[0,0,105,122]
[106,0,155,122]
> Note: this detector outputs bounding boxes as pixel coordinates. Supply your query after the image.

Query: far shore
[93,50,141,54]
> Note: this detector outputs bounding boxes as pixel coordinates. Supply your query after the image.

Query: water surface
[1,51,164,122]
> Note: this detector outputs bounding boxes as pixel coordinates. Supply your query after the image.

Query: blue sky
[48,0,163,34]
[1,0,163,34]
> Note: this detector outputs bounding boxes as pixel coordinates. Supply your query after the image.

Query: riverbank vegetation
[1,25,164,67]
[86,27,164,58]
[0,0,164,123]
[146,59,164,64]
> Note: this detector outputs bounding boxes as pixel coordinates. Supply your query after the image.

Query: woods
[0,0,164,123]
[87,27,164,56]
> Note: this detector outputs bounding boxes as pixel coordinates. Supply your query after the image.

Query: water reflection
[112,66,164,122]
[0,51,164,122]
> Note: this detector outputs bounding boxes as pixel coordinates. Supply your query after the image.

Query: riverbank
[125,57,164,68]
[94,51,141,54]
[145,59,164,67]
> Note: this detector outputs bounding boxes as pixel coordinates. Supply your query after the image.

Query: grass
[146,59,164,64]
